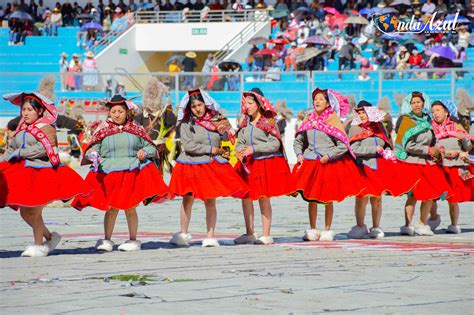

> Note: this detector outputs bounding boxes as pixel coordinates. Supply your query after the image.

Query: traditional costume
[394,92,451,201]
[72,95,172,211]
[431,100,473,203]
[293,88,365,203]
[349,101,419,197]
[169,89,248,201]
[0,92,91,210]
[234,91,294,200]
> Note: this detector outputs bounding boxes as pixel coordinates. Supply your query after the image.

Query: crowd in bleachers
[2,0,136,47]
[245,0,471,80]
[1,0,472,81]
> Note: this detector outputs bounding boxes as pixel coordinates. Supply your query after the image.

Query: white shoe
[253,236,273,245]
[44,232,62,253]
[95,239,114,252]
[21,245,49,257]
[118,240,141,251]
[169,232,192,246]
[400,225,415,236]
[415,224,434,236]
[303,229,321,241]
[447,225,461,234]
[369,227,385,239]
[427,215,441,231]
[202,238,220,247]
[234,233,258,244]
[319,230,335,241]
[347,225,369,239]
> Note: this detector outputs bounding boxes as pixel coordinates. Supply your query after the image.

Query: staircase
[214,11,271,63]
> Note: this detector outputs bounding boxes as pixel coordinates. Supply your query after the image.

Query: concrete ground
[0,168,473,314]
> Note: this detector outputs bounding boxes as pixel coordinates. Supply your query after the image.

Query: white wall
[136,22,254,52]
[95,24,151,75]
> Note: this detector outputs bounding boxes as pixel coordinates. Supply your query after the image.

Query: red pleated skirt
[359,158,420,197]
[0,160,92,210]
[293,156,365,203]
[443,165,474,203]
[72,163,172,211]
[234,156,294,200]
[170,160,249,200]
[399,162,451,201]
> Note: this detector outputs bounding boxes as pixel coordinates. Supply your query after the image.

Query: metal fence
[134,9,271,24]
[0,68,472,118]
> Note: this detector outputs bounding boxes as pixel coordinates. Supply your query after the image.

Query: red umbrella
[329,14,348,30]
[281,31,296,41]
[270,38,289,45]
[255,48,280,57]
[324,7,339,15]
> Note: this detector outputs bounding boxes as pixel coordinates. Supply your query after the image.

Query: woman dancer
[395,92,451,236]
[347,101,419,239]
[234,88,294,245]
[428,100,473,234]
[293,88,365,241]
[72,95,172,252]
[0,92,91,257]
[169,89,248,247]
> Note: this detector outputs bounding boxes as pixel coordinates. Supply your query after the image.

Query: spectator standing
[182,51,197,90]
[201,53,216,89]
[168,59,181,89]
[111,7,127,32]
[66,53,82,91]
[8,18,18,46]
[59,52,69,91]
[380,48,396,79]
[338,42,355,79]
[82,51,99,91]
[61,1,74,26]
[125,8,135,26]
[102,6,112,33]
[285,42,298,71]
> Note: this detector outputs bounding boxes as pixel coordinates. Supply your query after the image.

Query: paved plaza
[0,168,473,314]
